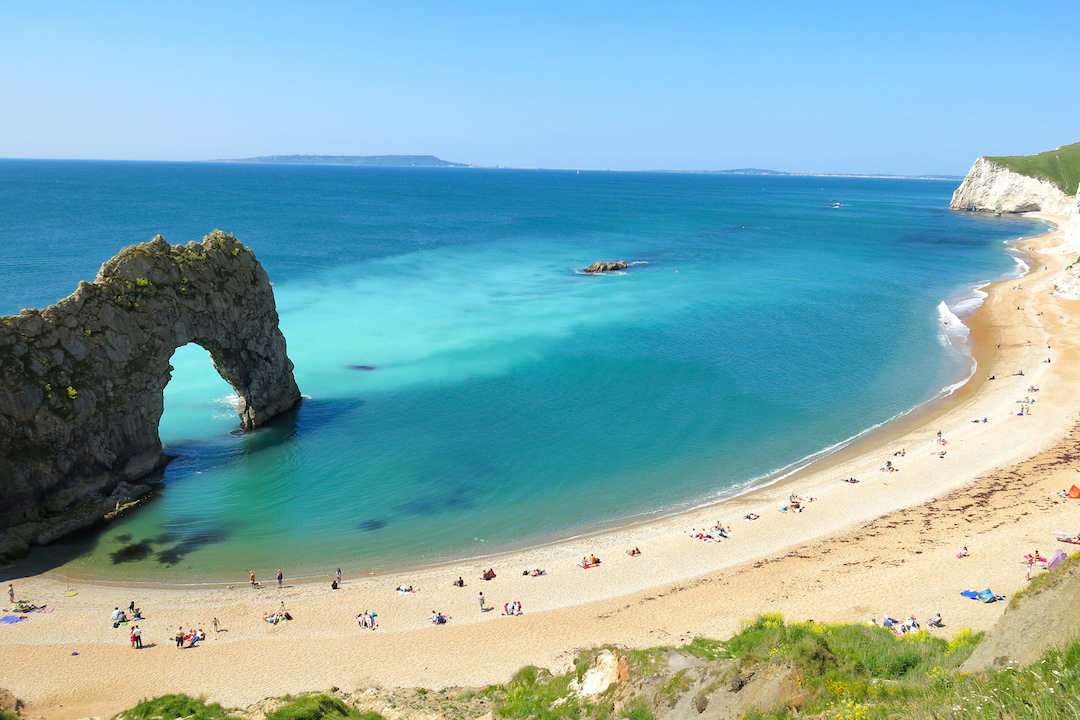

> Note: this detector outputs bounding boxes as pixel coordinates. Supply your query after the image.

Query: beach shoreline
[22,217,1056,589]
[3,211,1079,719]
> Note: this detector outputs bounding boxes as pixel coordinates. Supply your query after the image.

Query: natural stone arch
[0,231,301,559]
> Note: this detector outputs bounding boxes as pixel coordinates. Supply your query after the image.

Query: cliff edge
[0,231,301,561]
[950,156,1074,214]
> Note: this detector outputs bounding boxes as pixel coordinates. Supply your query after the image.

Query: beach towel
[577,563,600,569]
[1047,549,1068,571]
[1069,485,1080,499]
[0,615,25,624]
[977,589,998,603]
[960,590,979,599]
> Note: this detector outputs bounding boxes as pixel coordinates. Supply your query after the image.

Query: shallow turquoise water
[0,161,1044,581]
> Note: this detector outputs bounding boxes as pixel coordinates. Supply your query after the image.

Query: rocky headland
[0,231,300,562]
[949,156,1074,214]
[951,145,1080,298]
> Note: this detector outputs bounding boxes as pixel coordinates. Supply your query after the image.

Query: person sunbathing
[928,614,944,628]
[589,554,601,565]
[528,568,546,576]
[744,513,759,520]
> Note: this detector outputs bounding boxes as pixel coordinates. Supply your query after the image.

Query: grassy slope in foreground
[987,142,1080,195]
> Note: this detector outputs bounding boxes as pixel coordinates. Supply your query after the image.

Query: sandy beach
[2,212,1079,720]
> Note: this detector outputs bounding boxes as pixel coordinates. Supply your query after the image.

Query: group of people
[783,494,815,513]
[875,613,943,634]
[175,626,206,648]
[110,604,141,627]
[482,568,497,581]
[504,601,523,616]
[579,554,601,567]
[356,610,377,629]
[688,523,730,542]
[430,610,449,624]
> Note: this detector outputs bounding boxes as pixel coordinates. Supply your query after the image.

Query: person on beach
[133,625,142,649]
[928,613,944,628]
[175,627,184,648]
[336,568,343,586]
[453,576,465,587]
[478,592,486,611]
[250,571,256,588]
[277,569,283,588]
[7,584,13,604]
[212,617,220,633]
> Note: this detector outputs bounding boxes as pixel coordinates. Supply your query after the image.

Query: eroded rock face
[584,261,629,273]
[0,231,301,558]
[950,157,1074,214]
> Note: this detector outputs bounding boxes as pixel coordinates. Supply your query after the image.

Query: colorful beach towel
[0,615,26,624]
[577,563,600,569]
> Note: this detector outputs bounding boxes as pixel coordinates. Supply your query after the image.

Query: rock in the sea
[950,157,1074,214]
[584,261,629,273]
[0,231,301,560]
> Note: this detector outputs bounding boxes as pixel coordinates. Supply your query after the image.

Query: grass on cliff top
[987,141,1080,195]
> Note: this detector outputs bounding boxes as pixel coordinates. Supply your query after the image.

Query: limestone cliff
[950,157,1074,214]
[0,231,301,560]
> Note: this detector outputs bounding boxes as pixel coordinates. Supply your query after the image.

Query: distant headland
[213,154,469,167]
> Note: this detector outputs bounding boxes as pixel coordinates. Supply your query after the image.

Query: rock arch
[0,231,301,558]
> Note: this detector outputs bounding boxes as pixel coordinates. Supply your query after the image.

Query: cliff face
[0,231,301,559]
[950,157,1074,214]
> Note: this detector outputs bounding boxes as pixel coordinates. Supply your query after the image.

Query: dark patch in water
[152,532,179,544]
[348,365,377,371]
[115,534,132,543]
[394,488,474,517]
[110,542,153,564]
[156,526,234,567]
[358,519,387,532]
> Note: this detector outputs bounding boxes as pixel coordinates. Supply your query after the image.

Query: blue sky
[1,1,1077,174]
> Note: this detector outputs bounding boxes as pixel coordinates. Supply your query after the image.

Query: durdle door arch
[0,231,301,561]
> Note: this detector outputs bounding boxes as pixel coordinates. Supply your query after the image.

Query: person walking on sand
[212,617,220,633]
[250,571,256,588]
[336,568,343,587]
[478,591,486,612]
[7,584,13,604]
[277,569,283,588]
[175,627,184,648]
[133,625,142,649]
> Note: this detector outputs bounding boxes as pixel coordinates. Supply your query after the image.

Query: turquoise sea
[0,160,1045,582]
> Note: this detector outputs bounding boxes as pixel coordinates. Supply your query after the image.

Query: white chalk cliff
[1053,195,1080,299]
[950,157,1074,215]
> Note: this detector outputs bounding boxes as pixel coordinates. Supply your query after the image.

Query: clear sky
[1,1,1077,174]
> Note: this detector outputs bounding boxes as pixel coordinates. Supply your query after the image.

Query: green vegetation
[988,142,1080,195]
[112,694,232,720]
[263,694,376,720]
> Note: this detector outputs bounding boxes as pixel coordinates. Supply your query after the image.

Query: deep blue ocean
[0,160,1045,581]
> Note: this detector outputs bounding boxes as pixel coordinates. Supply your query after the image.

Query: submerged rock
[0,231,301,560]
[584,261,629,273]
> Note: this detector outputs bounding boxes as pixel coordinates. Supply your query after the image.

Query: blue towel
[977,589,997,603]
[0,615,25,623]
[960,590,979,599]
